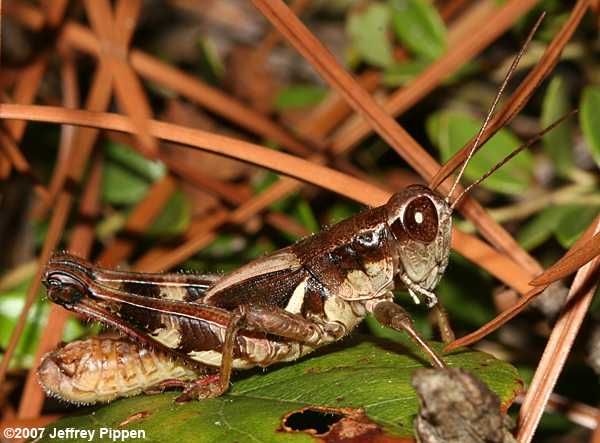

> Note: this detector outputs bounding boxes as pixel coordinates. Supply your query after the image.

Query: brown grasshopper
[40,109,572,402]
[43,183,453,402]
[41,109,574,404]
[40,18,567,403]
[43,108,577,404]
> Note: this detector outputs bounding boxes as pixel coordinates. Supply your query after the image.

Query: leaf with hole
[40,336,521,441]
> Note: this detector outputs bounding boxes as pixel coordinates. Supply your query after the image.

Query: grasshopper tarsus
[175,374,226,403]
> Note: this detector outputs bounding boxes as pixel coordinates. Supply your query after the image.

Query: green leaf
[541,76,574,177]
[41,337,521,441]
[102,142,166,205]
[293,199,320,234]
[383,59,479,88]
[327,202,359,225]
[389,0,446,60]
[426,110,533,194]
[554,204,600,248]
[147,190,192,237]
[0,288,85,369]
[580,85,600,170]
[382,59,430,86]
[517,205,575,250]
[196,37,225,85]
[253,172,297,213]
[274,85,327,110]
[347,3,394,68]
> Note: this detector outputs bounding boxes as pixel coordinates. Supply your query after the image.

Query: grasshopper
[41,111,573,404]
[43,183,453,402]
[40,18,562,403]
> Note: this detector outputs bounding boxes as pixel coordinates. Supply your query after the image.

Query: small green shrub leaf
[389,0,446,60]
[102,142,166,205]
[518,205,574,250]
[274,85,327,110]
[427,110,533,194]
[347,3,394,68]
[541,76,574,177]
[581,86,600,170]
[554,204,600,248]
[0,286,85,369]
[147,190,191,237]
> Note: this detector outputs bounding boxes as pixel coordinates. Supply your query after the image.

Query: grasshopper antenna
[450,109,578,211]
[444,13,545,205]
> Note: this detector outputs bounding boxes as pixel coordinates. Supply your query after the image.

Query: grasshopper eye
[44,272,85,293]
[46,277,63,288]
[402,196,438,243]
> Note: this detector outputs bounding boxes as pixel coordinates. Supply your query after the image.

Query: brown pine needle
[517,217,600,442]
[445,285,548,352]
[531,231,600,286]
[60,21,312,156]
[0,103,390,205]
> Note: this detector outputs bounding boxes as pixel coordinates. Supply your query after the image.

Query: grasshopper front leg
[432,304,455,343]
[176,304,341,402]
[372,300,446,369]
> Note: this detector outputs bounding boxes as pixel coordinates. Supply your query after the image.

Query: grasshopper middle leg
[175,304,341,402]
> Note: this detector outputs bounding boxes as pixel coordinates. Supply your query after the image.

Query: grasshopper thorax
[384,184,452,306]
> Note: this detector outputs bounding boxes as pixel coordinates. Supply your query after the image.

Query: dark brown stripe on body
[207,268,308,311]
[122,281,161,299]
[302,276,326,317]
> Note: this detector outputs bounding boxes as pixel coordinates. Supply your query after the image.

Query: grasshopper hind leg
[373,300,446,369]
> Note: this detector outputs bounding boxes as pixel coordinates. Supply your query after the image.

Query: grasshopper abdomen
[37,336,203,404]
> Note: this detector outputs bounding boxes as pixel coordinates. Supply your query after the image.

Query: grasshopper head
[385,185,452,304]
[43,254,94,308]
